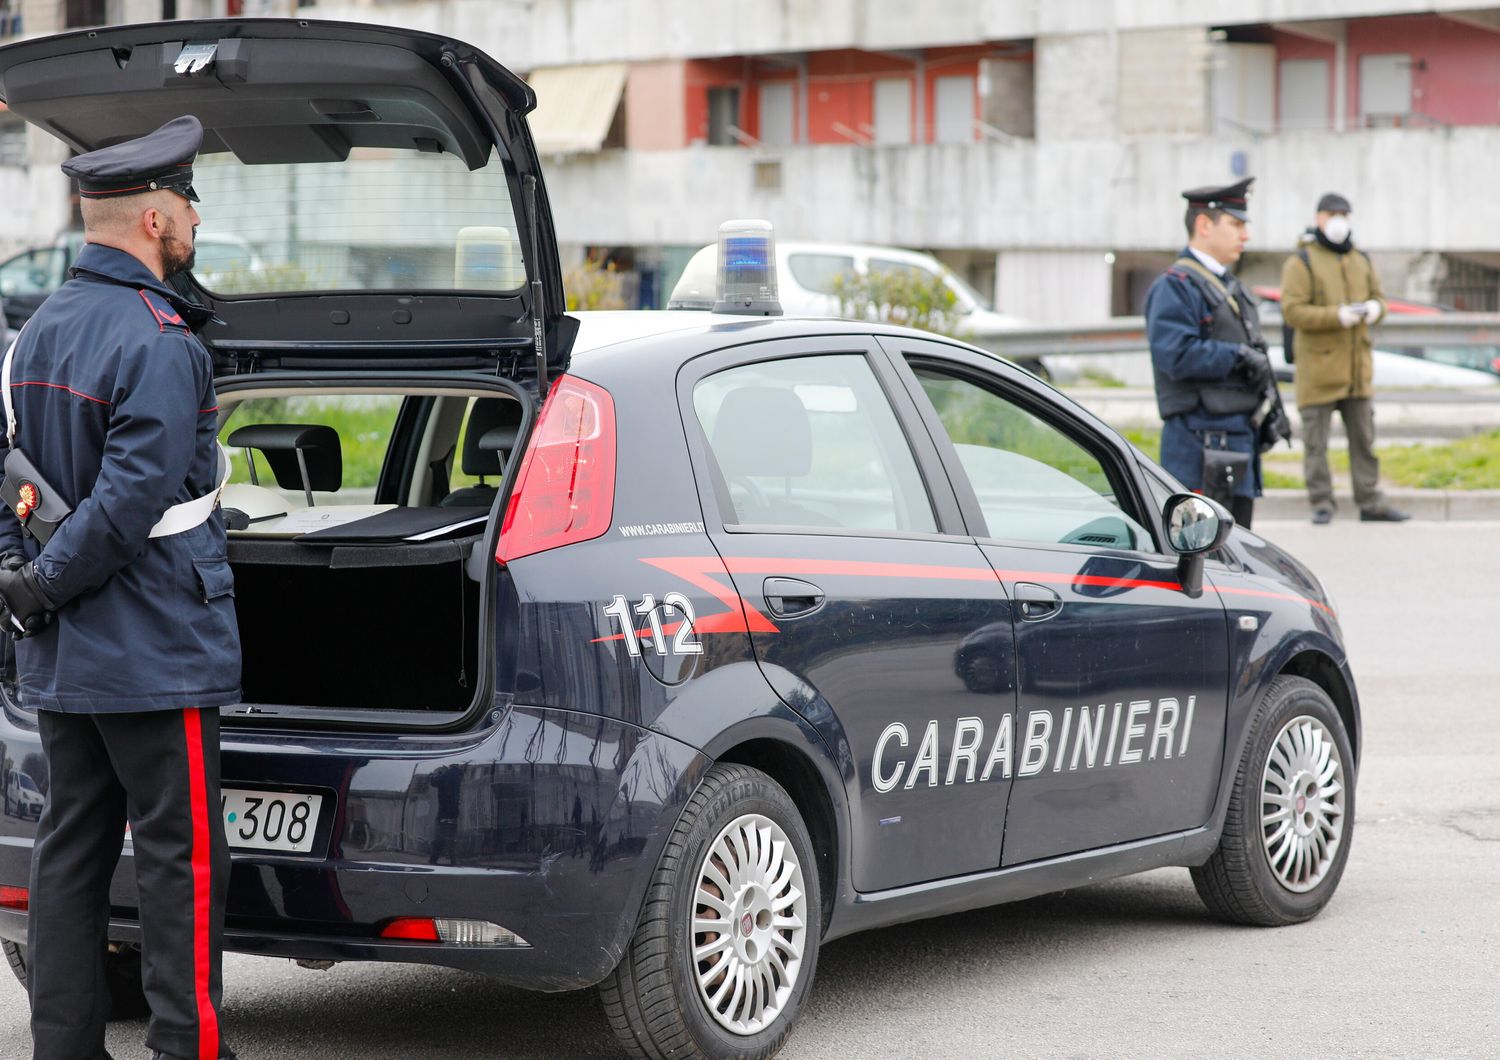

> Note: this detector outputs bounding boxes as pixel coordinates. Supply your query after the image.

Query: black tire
[599,763,821,1060]
[1192,675,1356,926]
[2,938,152,1021]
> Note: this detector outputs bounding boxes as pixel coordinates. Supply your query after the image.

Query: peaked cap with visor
[61,115,202,203]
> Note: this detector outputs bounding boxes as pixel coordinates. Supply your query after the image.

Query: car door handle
[763,577,825,618]
[1013,582,1062,622]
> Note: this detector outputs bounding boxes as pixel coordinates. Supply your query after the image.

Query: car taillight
[379,917,440,941]
[0,886,28,911]
[496,374,616,564]
[378,916,529,947]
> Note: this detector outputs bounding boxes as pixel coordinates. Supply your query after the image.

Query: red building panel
[1346,14,1500,127]
[679,45,1026,146]
[1272,14,1500,130]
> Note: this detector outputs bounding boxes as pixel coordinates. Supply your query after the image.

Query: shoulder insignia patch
[137,289,190,333]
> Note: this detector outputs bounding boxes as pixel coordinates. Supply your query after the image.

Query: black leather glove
[0,554,53,639]
[1258,400,1294,452]
[1234,343,1273,389]
[0,553,19,636]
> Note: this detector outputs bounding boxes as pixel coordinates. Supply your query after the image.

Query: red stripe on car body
[616,556,1333,641]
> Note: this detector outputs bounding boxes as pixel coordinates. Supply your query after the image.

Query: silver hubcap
[691,813,808,1036]
[1261,715,1346,893]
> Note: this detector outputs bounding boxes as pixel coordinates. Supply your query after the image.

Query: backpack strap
[1296,247,1319,304]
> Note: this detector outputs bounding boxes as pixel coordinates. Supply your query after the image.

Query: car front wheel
[1191,675,1355,926]
[600,763,820,1059]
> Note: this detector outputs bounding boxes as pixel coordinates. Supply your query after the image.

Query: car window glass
[190,146,525,295]
[914,367,1152,550]
[0,248,66,297]
[869,257,933,285]
[694,354,936,533]
[786,253,855,296]
[218,394,404,507]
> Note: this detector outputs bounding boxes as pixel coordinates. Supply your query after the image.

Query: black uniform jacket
[0,243,241,712]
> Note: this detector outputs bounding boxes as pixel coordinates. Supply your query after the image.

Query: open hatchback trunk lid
[0,18,576,387]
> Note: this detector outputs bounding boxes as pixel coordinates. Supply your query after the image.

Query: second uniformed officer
[1144,178,1278,529]
[0,116,240,1060]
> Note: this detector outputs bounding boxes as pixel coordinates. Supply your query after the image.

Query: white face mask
[1322,215,1351,244]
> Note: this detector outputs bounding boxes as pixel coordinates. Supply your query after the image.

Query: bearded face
[160,213,197,277]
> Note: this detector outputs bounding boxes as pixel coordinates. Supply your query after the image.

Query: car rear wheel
[600,763,820,1060]
[2,938,152,1020]
[1191,675,1355,926]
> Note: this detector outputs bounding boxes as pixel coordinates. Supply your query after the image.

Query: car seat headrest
[711,387,813,479]
[462,399,523,477]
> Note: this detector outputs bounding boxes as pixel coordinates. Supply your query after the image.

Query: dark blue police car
[0,19,1359,1059]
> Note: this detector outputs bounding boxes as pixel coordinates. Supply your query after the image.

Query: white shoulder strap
[3,324,25,447]
[148,441,232,538]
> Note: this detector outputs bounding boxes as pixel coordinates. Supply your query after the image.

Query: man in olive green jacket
[1280,192,1409,523]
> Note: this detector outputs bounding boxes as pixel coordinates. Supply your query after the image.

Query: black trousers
[1230,495,1254,530]
[27,707,232,1060]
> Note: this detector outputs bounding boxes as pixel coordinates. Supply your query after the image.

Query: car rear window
[191,147,526,296]
[219,395,405,505]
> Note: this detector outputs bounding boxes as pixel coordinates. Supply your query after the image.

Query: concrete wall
[303,0,1500,68]
[1034,33,1116,141]
[539,126,1500,256]
[1118,28,1211,137]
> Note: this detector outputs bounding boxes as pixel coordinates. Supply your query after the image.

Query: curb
[1257,488,1500,520]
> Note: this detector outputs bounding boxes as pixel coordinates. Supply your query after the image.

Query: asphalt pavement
[0,520,1496,1058]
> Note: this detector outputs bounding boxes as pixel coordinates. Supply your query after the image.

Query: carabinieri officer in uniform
[0,116,240,1060]
[1144,178,1276,529]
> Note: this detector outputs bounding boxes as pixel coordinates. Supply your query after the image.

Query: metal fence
[983,314,1500,360]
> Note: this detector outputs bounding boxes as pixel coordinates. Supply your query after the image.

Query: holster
[1,446,72,545]
[1200,432,1250,509]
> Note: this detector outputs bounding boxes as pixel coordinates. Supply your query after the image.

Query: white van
[669,239,1036,361]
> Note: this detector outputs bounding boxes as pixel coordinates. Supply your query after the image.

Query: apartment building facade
[4,1,1500,319]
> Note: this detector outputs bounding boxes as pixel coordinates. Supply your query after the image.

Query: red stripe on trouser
[182,708,220,1060]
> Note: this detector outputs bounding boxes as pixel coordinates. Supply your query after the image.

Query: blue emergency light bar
[714,219,783,315]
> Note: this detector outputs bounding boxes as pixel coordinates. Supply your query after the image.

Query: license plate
[221,787,322,853]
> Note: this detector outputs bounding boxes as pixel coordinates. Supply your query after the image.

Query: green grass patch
[219,395,504,494]
[219,396,402,490]
[1120,426,1160,453]
[1265,430,1500,490]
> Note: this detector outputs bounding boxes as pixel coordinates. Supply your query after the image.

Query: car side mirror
[1163,493,1232,598]
[226,423,342,507]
